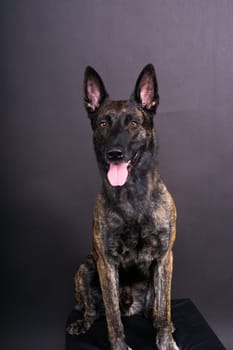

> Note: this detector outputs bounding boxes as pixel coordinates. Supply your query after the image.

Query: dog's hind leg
[66,254,100,335]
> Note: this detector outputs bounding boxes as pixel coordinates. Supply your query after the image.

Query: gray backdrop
[2,1,233,349]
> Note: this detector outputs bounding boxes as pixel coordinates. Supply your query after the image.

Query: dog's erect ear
[133,64,159,113]
[84,66,108,113]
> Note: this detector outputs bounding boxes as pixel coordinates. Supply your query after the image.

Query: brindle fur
[67,64,179,350]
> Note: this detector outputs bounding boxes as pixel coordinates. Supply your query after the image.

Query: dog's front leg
[97,258,132,350]
[153,250,179,350]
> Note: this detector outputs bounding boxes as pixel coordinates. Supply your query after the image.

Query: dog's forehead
[101,100,143,118]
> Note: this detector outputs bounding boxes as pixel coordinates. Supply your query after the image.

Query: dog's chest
[120,221,159,264]
[107,213,169,270]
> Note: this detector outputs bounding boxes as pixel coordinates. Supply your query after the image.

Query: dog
[67,64,179,350]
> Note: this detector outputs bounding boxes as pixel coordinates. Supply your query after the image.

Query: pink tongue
[107,163,129,186]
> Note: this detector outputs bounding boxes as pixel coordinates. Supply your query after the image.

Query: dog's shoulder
[151,174,176,224]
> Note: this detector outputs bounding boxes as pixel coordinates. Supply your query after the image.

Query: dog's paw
[114,345,132,350]
[113,344,133,350]
[66,319,92,336]
[156,329,179,350]
[111,338,133,350]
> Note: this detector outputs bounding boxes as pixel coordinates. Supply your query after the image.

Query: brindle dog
[67,64,179,350]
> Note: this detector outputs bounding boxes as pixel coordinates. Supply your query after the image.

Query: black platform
[66,299,226,350]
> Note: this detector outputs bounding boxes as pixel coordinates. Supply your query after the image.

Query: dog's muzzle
[106,149,138,187]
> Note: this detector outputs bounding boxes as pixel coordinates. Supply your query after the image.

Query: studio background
[1,1,233,349]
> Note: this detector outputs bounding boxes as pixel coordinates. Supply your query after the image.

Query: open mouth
[107,153,138,187]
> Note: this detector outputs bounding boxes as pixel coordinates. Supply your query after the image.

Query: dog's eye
[129,120,138,128]
[99,121,108,128]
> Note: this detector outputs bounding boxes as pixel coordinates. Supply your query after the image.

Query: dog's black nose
[107,148,124,161]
